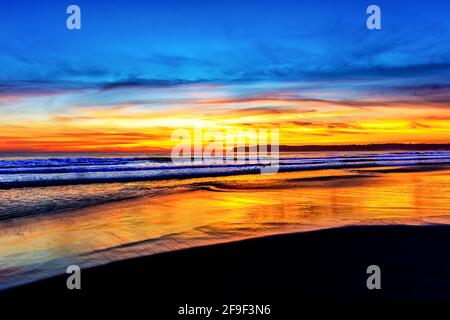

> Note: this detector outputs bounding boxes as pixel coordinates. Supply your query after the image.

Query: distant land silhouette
[235,143,450,152]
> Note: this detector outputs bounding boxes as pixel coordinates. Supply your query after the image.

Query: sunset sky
[0,0,449,152]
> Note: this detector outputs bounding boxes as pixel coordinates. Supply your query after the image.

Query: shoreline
[4,224,450,301]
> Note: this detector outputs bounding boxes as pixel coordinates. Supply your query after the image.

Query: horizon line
[1,143,450,154]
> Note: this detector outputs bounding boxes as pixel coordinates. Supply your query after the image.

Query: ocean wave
[1,152,450,189]
[1,151,450,221]
[0,184,182,221]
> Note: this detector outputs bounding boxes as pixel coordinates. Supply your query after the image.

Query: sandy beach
[4,224,450,313]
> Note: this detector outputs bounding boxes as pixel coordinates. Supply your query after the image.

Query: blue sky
[1,0,449,90]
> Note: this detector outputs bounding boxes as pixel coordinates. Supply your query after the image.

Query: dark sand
[3,225,450,313]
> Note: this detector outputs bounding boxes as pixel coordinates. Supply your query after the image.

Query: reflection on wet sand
[1,167,450,289]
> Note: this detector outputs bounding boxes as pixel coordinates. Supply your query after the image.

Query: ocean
[1,151,450,289]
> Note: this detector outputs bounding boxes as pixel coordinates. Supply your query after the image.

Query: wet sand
[2,167,450,292]
[5,224,450,307]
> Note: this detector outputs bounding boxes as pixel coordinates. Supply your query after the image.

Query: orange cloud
[0,89,449,152]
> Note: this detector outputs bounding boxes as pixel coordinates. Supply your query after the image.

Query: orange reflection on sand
[1,168,450,278]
